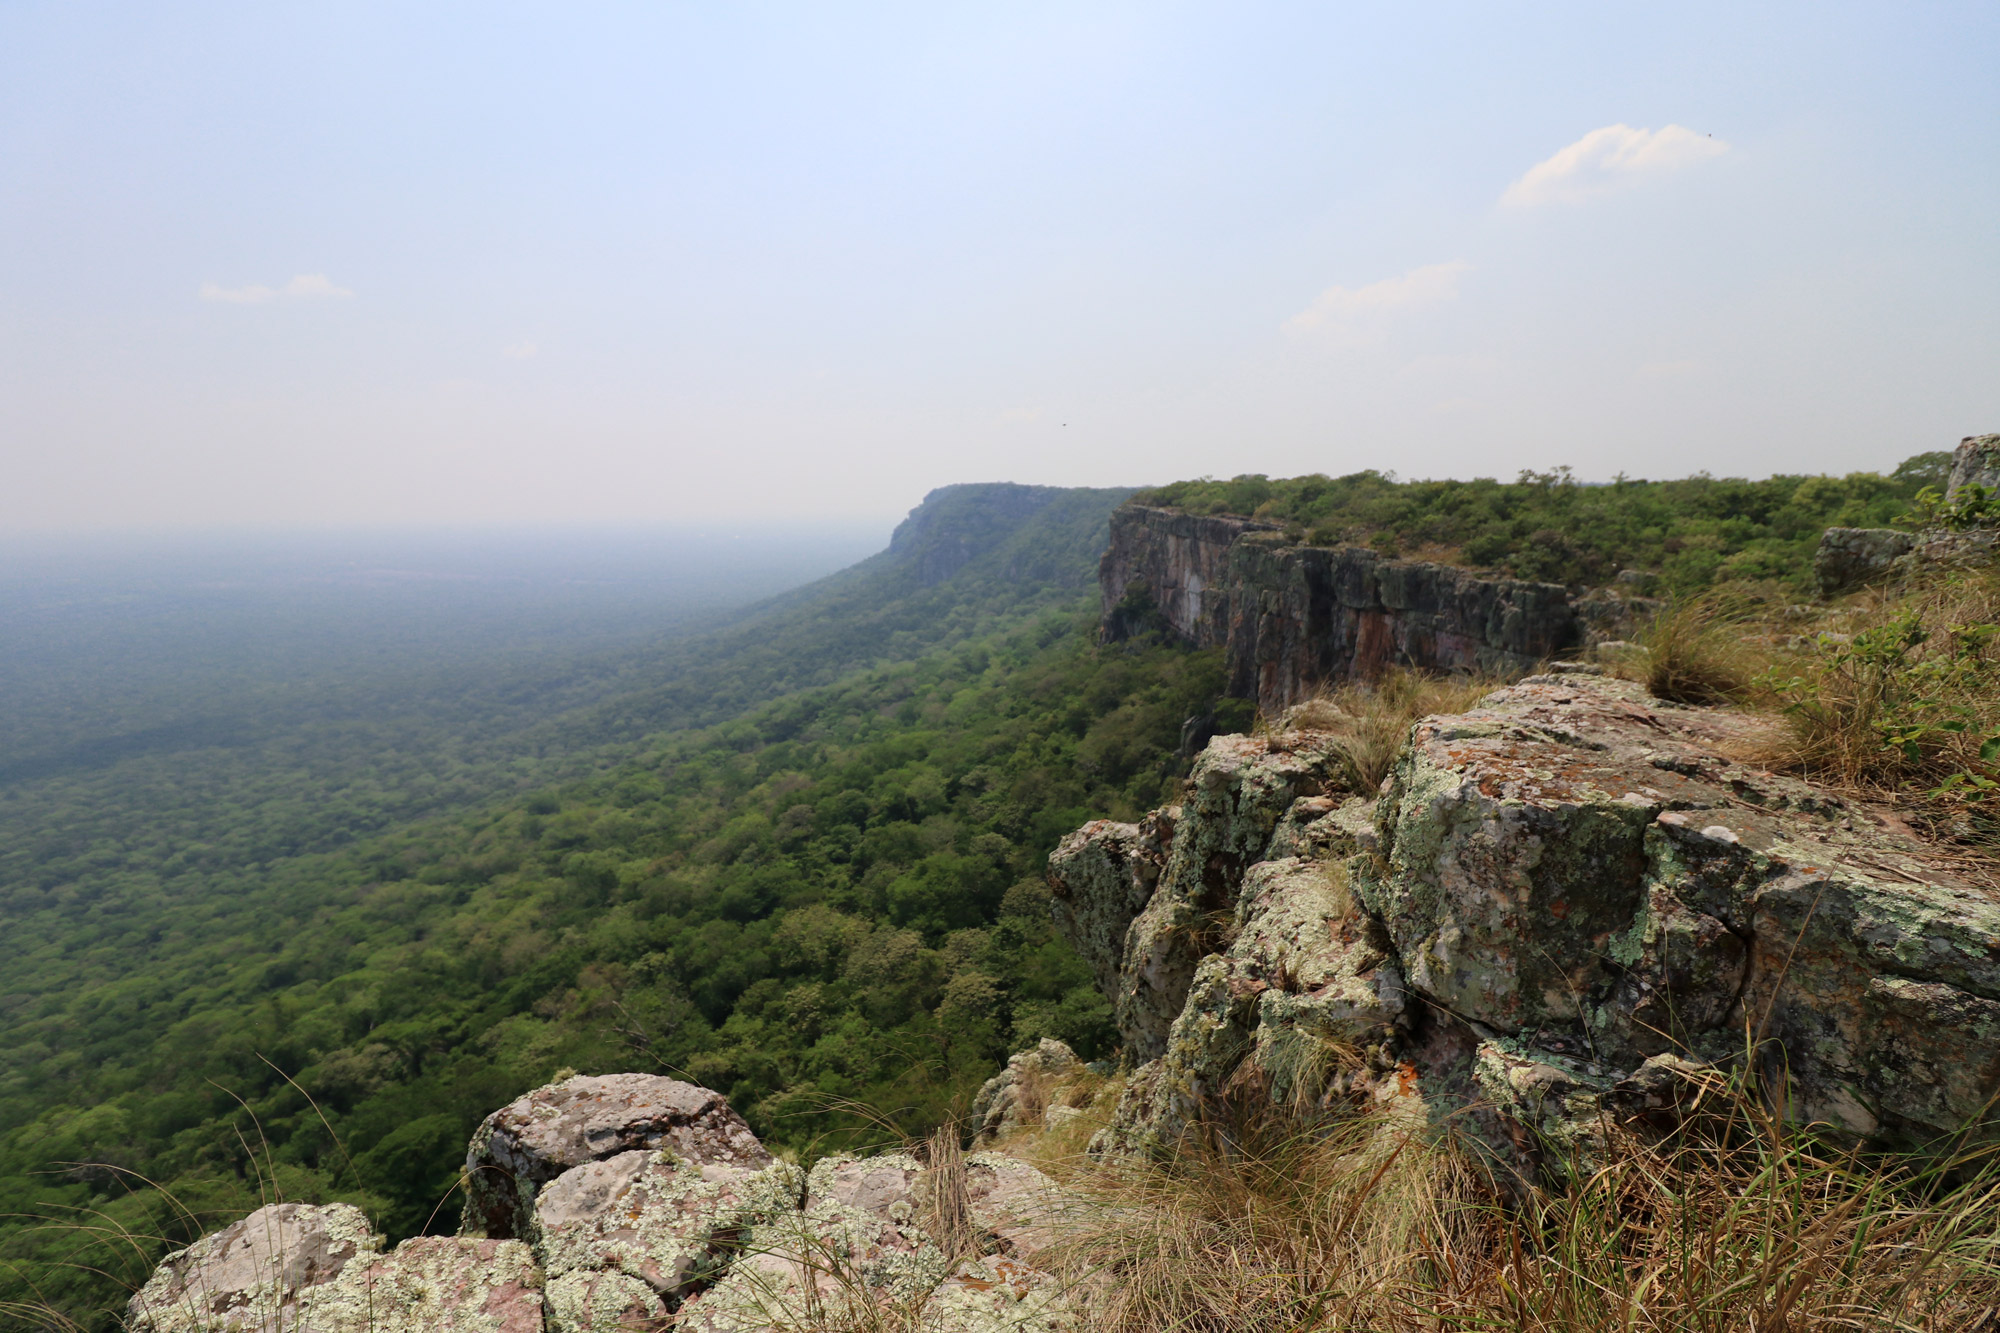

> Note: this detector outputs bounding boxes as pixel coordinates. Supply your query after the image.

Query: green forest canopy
[1133,453,1952,592]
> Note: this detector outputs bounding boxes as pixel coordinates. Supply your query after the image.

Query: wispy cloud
[1502,124,1727,207]
[501,341,538,360]
[199,273,355,304]
[1285,261,1471,335]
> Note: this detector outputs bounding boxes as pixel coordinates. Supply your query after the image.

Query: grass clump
[1029,1071,2000,1333]
[1629,594,1770,705]
[1276,669,1499,793]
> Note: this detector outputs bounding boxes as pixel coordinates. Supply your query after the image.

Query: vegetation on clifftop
[1134,455,1951,592]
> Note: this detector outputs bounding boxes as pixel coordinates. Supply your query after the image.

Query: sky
[2,1,1996,532]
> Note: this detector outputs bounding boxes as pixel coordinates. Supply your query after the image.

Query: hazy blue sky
[3,2,1995,531]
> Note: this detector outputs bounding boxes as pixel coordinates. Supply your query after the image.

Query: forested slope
[2,483,1218,1327]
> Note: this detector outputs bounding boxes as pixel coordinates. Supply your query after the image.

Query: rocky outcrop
[1814,433,1999,595]
[462,1072,774,1242]
[1098,506,1580,711]
[133,1077,1074,1333]
[1815,527,1919,597]
[1948,433,2000,496]
[128,1202,543,1333]
[1051,674,2000,1177]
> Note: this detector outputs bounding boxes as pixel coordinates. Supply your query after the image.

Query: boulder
[1947,433,2000,498]
[1108,733,1347,1063]
[128,1204,543,1333]
[297,1237,544,1333]
[1815,527,1917,596]
[970,1039,1084,1143]
[532,1148,803,1331]
[463,1072,773,1240]
[679,1152,1071,1333]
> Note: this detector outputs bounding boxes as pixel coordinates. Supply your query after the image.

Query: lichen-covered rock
[680,1152,1072,1332]
[1058,671,2000,1178]
[129,1206,542,1333]
[1091,857,1407,1155]
[1046,812,1173,1014]
[296,1237,544,1333]
[971,1040,1083,1143]
[1948,433,2000,498]
[1814,527,1918,596]
[1112,733,1346,1062]
[530,1147,803,1328]
[463,1072,773,1240]
[128,1202,381,1333]
[1364,674,2000,1145]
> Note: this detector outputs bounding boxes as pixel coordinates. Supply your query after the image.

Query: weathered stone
[1098,505,1580,711]
[298,1237,544,1333]
[1113,733,1346,1062]
[679,1152,1071,1332]
[531,1147,802,1320]
[128,1202,380,1333]
[463,1073,772,1240]
[1046,812,1173,1014]
[971,1040,1083,1143]
[1947,433,2000,499]
[1059,671,2000,1177]
[129,1205,544,1333]
[1815,527,1918,596]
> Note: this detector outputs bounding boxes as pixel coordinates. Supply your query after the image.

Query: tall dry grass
[1034,1075,2000,1333]
[1630,594,1771,706]
[1279,669,1498,793]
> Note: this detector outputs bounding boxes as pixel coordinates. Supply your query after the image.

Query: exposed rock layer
[1098,505,1580,711]
[1051,674,2000,1172]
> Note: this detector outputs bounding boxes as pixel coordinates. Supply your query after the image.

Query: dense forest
[0,461,1948,1327]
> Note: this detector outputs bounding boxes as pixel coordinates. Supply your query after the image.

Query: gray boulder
[1814,527,1917,596]
[463,1072,773,1240]
[1948,433,2000,498]
[1055,674,2000,1179]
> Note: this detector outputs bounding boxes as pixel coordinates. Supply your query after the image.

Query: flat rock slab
[464,1072,773,1239]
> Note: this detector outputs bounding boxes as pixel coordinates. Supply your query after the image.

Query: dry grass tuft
[1629,594,1770,705]
[1276,669,1498,794]
[1032,1076,2000,1333]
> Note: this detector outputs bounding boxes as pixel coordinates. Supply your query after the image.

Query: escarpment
[1098,505,1584,712]
[1049,671,2000,1178]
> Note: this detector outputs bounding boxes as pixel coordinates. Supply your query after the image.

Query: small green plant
[1901,482,1996,532]
[1758,574,2000,831]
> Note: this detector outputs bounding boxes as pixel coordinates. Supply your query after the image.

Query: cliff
[1099,504,1582,709]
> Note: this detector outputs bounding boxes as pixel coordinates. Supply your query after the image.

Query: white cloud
[1285,261,1471,335]
[199,273,354,304]
[1502,124,1727,207]
[501,341,539,360]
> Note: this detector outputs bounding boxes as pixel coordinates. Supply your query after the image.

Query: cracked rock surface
[1054,673,2000,1175]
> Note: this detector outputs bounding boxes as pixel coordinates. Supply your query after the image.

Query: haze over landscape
[4,2,1997,531]
[5,6,2000,1331]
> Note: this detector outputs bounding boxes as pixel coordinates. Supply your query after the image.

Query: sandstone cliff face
[1098,505,1581,711]
[1049,673,2000,1177]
